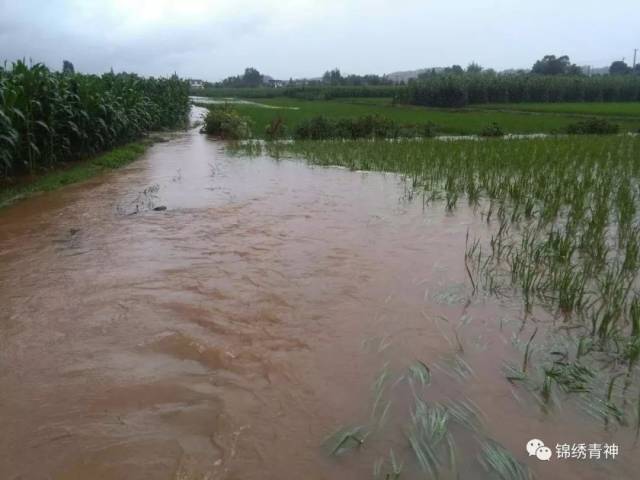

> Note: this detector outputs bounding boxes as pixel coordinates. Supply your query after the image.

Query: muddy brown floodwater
[1,108,638,480]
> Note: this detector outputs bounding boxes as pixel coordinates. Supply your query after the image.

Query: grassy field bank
[202,97,640,137]
[0,141,150,208]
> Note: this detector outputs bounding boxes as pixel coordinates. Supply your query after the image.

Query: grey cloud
[0,0,637,80]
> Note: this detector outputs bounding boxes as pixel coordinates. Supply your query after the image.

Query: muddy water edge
[0,107,637,479]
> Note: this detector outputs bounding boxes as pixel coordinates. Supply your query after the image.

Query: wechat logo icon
[527,439,552,461]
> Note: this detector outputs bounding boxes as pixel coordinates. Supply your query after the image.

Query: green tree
[323,68,343,85]
[444,65,464,75]
[466,62,483,74]
[242,67,263,87]
[62,60,75,74]
[609,61,632,75]
[532,55,581,75]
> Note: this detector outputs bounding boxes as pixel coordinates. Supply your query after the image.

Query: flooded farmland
[0,109,638,480]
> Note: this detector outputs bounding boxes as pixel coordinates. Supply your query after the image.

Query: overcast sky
[1,0,637,80]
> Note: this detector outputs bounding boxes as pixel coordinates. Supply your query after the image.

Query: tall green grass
[0,60,189,179]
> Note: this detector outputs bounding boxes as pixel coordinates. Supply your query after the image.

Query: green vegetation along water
[201,97,640,137]
[0,141,150,208]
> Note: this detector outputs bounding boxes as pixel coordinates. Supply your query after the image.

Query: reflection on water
[0,108,636,479]
[190,96,300,110]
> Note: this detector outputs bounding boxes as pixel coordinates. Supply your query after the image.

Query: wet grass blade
[477,438,532,480]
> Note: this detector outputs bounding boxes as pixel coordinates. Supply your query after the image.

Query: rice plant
[233,134,640,430]
[477,438,532,480]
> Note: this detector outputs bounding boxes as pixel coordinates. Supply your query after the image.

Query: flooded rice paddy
[0,108,638,479]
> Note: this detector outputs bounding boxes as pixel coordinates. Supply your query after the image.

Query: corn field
[398,74,640,108]
[0,60,190,178]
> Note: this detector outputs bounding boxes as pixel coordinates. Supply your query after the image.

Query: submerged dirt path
[0,110,637,479]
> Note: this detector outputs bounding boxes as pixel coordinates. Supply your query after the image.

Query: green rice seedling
[375,399,393,430]
[446,398,486,433]
[477,438,532,480]
[465,230,480,294]
[553,266,585,314]
[373,449,404,480]
[371,363,391,420]
[408,400,451,477]
[544,362,595,394]
[591,265,633,339]
[622,228,640,273]
[373,457,384,478]
[630,297,640,339]
[324,425,368,456]
[521,328,538,374]
[408,361,431,388]
[232,134,640,430]
[576,336,594,360]
[636,390,640,439]
[577,394,625,426]
[434,354,475,382]
[504,361,527,383]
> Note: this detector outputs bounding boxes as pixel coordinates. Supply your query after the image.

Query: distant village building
[189,79,205,89]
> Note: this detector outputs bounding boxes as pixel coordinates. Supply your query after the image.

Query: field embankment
[0,141,150,208]
[196,96,640,137]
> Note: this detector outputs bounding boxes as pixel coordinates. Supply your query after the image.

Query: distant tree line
[609,60,640,76]
[195,85,399,100]
[198,55,640,107]
[218,67,265,88]
[320,68,395,86]
[213,67,395,88]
